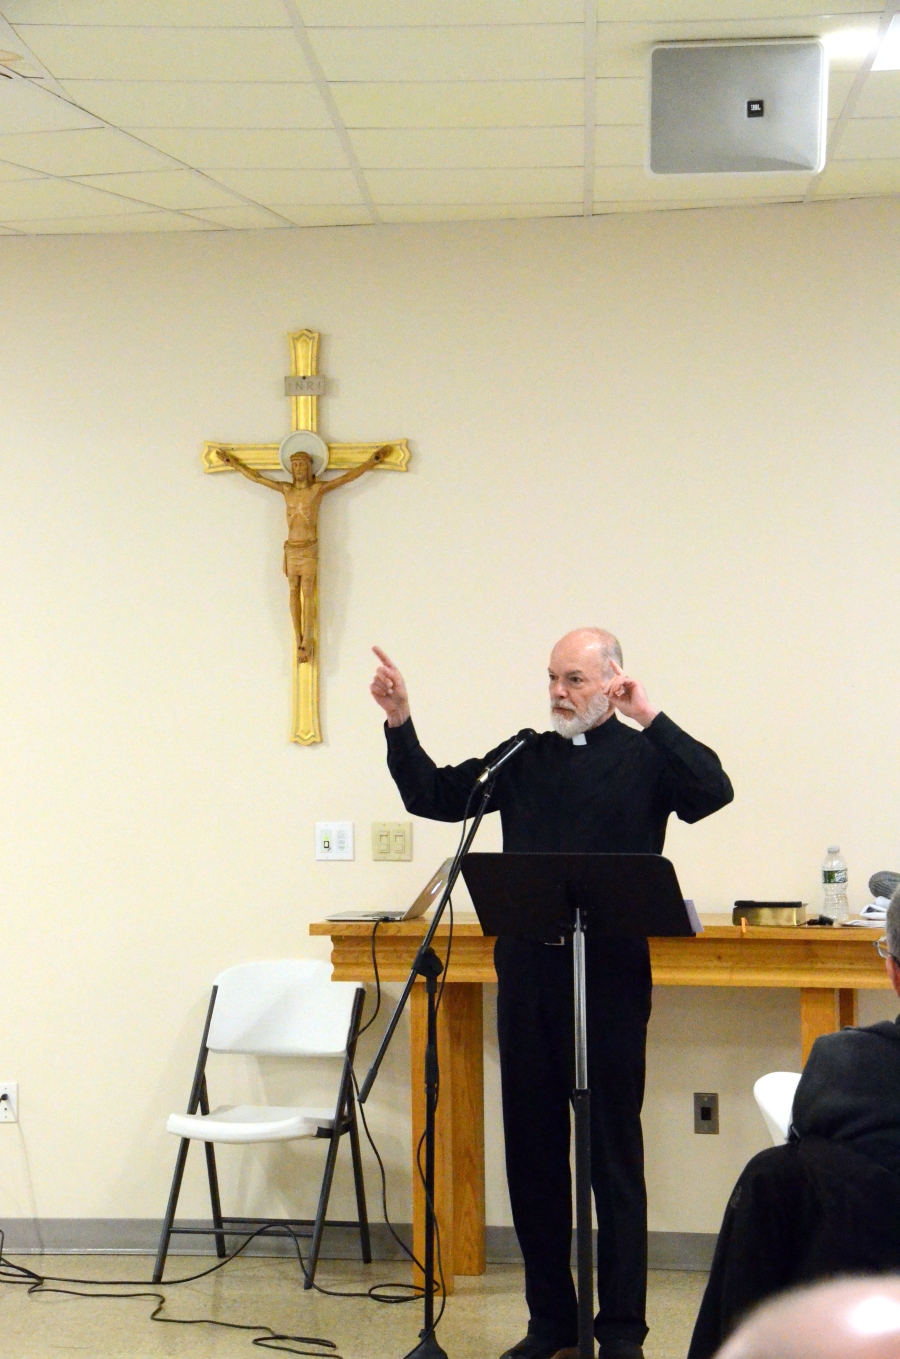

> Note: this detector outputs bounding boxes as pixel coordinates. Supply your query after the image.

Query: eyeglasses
[875,937,900,963]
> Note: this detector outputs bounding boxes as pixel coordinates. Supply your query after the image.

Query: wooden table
[310,914,891,1291]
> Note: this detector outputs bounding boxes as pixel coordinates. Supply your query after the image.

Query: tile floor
[0,1257,707,1359]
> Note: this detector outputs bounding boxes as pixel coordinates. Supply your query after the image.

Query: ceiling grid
[0,1,895,235]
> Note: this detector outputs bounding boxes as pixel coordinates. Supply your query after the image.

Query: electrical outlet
[371,821,413,861]
[694,1091,719,1134]
[315,822,354,861]
[0,1083,18,1123]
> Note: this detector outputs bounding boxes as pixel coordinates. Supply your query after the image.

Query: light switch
[316,822,354,861]
[372,821,412,861]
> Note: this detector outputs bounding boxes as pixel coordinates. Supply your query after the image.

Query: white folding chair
[153,959,371,1286]
[753,1070,802,1145]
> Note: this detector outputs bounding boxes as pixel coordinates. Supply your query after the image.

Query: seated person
[688,886,900,1359]
[716,1275,900,1359]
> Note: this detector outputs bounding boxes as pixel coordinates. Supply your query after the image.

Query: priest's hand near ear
[370,646,411,727]
[600,659,659,728]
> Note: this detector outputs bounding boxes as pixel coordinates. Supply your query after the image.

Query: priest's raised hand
[370,646,411,728]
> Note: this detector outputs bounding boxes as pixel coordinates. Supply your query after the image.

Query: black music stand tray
[460,852,701,1359]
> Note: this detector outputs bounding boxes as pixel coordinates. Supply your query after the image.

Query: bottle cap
[827,845,840,854]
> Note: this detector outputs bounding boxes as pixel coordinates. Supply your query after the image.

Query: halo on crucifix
[203,329,410,746]
[279,430,329,479]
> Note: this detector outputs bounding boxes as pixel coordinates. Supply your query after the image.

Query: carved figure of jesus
[216,444,388,664]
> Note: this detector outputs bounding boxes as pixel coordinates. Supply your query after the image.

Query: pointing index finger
[372,645,394,669]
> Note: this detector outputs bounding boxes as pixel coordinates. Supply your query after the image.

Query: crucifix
[204,330,410,745]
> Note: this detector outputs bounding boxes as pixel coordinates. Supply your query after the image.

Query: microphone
[475,729,538,785]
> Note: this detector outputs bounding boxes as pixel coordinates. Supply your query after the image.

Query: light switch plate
[372,821,412,861]
[316,822,354,861]
[0,1083,18,1123]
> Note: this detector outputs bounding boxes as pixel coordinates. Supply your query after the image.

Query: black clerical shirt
[385,711,733,853]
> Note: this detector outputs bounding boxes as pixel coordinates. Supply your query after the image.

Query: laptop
[326,859,454,922]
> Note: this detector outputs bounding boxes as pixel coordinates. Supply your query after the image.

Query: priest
[370,628,733,1359]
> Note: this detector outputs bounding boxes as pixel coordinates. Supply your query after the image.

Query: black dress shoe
[598,1344,644,1359]
[498,1337,577,1359]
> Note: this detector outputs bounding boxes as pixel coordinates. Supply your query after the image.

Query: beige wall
[1,199,898,1237]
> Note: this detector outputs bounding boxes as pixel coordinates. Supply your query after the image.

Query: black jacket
[689,1016,900,1359]
[385,711,733,853]
[791,1016,900,1177]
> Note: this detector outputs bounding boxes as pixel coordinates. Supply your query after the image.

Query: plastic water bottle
[822,845,850,922]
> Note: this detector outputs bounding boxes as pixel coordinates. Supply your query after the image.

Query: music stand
[460,852,700,1359]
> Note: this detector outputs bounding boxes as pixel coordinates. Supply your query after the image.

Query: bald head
[554,628,623,671]
[717,1278,900,1359]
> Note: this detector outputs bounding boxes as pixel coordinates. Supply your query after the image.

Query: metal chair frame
[153,983,371,1286]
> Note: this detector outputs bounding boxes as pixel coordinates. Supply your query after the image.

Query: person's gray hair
[886,884,900,961]
[583,628,624,670]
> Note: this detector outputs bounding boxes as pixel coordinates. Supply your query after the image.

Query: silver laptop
[326,859,453,922]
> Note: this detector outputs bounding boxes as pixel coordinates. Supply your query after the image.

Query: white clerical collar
[571,733,587,746]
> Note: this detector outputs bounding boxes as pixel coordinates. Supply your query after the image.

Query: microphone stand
[359,774,498,1359]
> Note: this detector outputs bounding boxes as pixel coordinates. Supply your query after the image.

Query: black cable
[0,804,490,1351]
[0,1223,339,1356]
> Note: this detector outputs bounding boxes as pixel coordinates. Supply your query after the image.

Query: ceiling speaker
[650,40,827,175]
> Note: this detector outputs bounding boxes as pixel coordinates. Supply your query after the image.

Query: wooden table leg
[838,988,858,1029]
[410,981,456,1294]
[447,983,486,1276]
[800,989,839,1064]
[410,981,486,1293]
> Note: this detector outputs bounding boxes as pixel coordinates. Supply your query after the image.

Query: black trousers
[495,934,653,1351]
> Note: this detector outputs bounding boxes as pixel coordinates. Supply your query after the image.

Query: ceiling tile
[366,167,582,204]
[833,117,900,158]
[594,17,878,79]
[0,160,43,182]
[853,70,900,118]
[210,167,364,203]
[348,127,582,170]
[595,124,644,165]
[135,128,348,169]
[592,196,804,214]
[0,76,102,133]
[1,210,212,233]
[0,127,176,175]
[301,1,582,20]
[16,27,313,82]
[331,80,581,129]
[0,174,149,217]
[381,202,581,221]
[595,1,877,17]
[595,78,645,124]
[73,169,245,209]
[58,80,331,129]
[182,203,290,227]
[594,165,813,200]
[308,25,583,82]
[827,71,856,119]
[266,203,372,224]
[5,1,289,21]
[812,156,900,194]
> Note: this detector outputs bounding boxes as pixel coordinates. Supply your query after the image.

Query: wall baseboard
[0,1219,716,1271]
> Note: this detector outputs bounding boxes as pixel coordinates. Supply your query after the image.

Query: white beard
[550,691,610,738]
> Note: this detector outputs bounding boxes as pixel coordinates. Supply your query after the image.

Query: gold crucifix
[204,330,410,745]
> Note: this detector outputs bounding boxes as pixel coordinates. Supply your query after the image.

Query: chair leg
[306,1119,344,1289]
[348,1104,372,1263]
[199,1075,227,1259]
[153,1138,191,1283]
[203,1142,227,1259]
